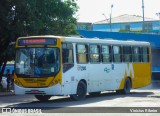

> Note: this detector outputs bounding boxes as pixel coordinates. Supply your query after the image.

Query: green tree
[0,0,78,83]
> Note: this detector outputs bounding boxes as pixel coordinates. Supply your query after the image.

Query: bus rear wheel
[70,81,87,101]
[122,78,131,94]
[35,95,51,102]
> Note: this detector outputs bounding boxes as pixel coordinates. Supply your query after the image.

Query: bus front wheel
[70,81,87,101]
[35,95,51,102]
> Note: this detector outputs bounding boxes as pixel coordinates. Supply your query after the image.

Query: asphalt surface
[0,80,160,115]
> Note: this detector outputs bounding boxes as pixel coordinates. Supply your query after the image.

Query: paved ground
[0,90,14,96]
[0,80,160,115]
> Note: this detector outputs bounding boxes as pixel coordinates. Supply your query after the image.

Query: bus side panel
[88,63,132,92]
[132,63,151,88]
[88,64,115,92]
[110,63,134,91]
[61,66,79,95]
[61,62,151,95]
[118,63,151,90]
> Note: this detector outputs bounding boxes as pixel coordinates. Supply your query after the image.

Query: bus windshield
[15,48,60,77]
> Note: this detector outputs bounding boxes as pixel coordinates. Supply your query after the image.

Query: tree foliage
[0,0,78,82]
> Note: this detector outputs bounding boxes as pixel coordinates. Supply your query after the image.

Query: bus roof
[63,37,150,46]
[18,35,150,46]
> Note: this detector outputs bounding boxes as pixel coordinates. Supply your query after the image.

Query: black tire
[35,95,51,102]
[70,81,87,101]
[89,92,101,96]
[122,78,131,94]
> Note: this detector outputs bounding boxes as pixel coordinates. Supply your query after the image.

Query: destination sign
[18,38,57,46]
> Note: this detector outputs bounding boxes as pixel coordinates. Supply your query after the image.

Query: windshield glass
[15,48,60,77]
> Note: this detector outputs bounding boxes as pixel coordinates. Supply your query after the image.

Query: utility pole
[110,4,114,32]
[142,0,145,32]
[156,12,160,34]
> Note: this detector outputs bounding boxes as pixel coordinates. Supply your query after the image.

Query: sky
[75,0,160,23]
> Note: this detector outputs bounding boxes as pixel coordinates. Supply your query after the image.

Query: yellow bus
[14,35,152,101]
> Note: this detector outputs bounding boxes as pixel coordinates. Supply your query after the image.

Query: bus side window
[62,49,69,63]
[132,47,141,62]
[62,43,74,72]
[123,46,132,62]
[101,45,112,63]
[113,46,122,62]
[89,44,100,63]
[76,44,88,64]
[62,43,73,64]
[142,47,149,62]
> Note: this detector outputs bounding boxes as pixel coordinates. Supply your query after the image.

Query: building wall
[76,22,92,30]
[152,21,160,33]
[93,20,160,33]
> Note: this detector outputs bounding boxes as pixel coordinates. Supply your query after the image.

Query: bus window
[123,46,132,62]
[15,48,60,76]
[132,47,141,62]
[113,46,122,62]
[76,44,88,64]
[62,43,74,72]
[89,45,100,63]
[101,45,112,63]
[62,43,74,64]
[142,47,149,62]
